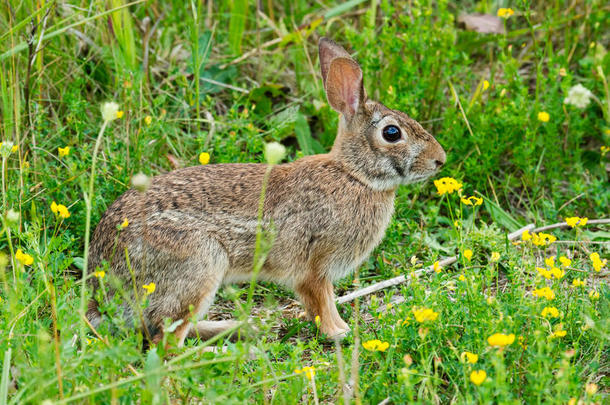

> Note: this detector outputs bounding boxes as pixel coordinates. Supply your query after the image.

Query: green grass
[1,0,609,403]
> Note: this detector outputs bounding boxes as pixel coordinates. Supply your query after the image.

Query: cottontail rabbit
[87,38,446,344]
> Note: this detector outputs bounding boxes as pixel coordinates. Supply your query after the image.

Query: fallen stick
[337,218,610,305]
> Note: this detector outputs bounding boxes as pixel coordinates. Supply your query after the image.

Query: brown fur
[87,37,446,344]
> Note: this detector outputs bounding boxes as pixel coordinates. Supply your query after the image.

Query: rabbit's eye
[382,125,402,142]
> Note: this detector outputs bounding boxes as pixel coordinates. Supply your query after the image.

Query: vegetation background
[0,0,608,403]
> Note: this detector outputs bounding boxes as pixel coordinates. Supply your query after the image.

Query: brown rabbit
[87,38,446,345]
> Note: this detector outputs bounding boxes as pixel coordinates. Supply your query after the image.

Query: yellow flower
[460,196,483,206]
[294,366,315,380]
[94,270,106,279]
[470,370,487,386]
[565,216,587,228]
[142,282,156,295]
[549,328,567,339]
[433,261,442,273]
[532,287,555,300]
[433,177,463,195]
[144,115,152,126]
[314,315,321,328]
[497,8,514,18]
[521,230,532,241]
[487,333,515,347]
[412,307,439,323]
[482,80,490,91]
[536,267,552,279]
[51,202,70,219]
[490,252,500,262]
[571,278,585,288]
[463,249,473,261]
[545,256,555,267]
[559,256,571,268]
[116,110,125,119]
[199,152,210,165]
[537,111,550,122]
[541,306,559,318]
[601,145,610,156]
[120,218,129,229]
[585,383,598,395]
[550,267,565,280]
[15,249,34,266]
[527,232,556,247]
[458,274,466,281]
[589,252,607,272]
[559,68,567,77]
[588,290,599,300]
[460,351,479,364]
[58,146,70,157]
[362,339,390,352]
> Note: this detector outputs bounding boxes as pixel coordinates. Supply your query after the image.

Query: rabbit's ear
[319,37,352,86]
[325,57,365,120]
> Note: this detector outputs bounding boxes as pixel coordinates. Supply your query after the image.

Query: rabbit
[87,37,446,345]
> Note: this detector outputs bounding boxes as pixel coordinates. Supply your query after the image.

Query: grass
[1,0,609,403]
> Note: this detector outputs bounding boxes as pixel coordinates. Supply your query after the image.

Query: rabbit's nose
[434,159,445,169]
[434,148,446,168]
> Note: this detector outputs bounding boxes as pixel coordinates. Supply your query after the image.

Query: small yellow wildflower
[585,383,598,395]
[541,306,559,318]
[116,110,125,119]
[294,366,315,380]
[528,232,556,247]
[199,152,210,165]
[463,249,473,261]
[559,68,567,77]
[572,279,585,288]
[458,274,466,281]
[487,333,515,347]
[536,267,552,279]
[490,252,500,262]
[433,261,442,273]
[482,80,490,91]
[532,287,555,300]
[58,146,70,157]
[559,256,571,268]
[470,370,487,386]
[51,201,70,218]
[362,339,390,352]
[433,177,463,195]
[314,315,321,328]
[521,230,532,241]
[142,282,156,295]
[601,145,610,156]
[550,267,564,280]
[588,290,599,300]
[497,8,514,18]
[15,249,34,266]
[549,328,567,339]
[537,111,550,122]
[460,196,483,206]
[94,270,106,279]
[565,216,588,228]
[120,218,129,229]
[412,307,439,323]
[144,115,152,125]
[460,351,479,364]
[589,252,607,272]
[545,256,555,267]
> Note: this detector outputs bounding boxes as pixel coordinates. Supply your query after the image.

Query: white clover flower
[101,101,120,122]
[131,172,151,192]
[564,84,593,109]
[5,208,19,224]
[264,142,286,165]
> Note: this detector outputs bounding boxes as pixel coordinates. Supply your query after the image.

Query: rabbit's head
[319,38,446,191]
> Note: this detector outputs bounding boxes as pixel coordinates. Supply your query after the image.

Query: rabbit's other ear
[325,57,365,120]
[319,37,352,86]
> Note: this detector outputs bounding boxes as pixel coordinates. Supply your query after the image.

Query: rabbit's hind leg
[144,236,229,347]
[296,276,350,339]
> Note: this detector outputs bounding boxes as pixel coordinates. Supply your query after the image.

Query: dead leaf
[458,14,505,34]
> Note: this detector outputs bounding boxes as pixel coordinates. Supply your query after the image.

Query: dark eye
[382,125,402,142]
